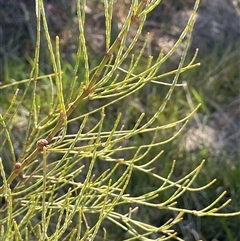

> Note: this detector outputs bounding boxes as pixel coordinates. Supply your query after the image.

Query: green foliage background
[0,0,239,240]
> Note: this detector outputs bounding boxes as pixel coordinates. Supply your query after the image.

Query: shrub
[0,0,239,240]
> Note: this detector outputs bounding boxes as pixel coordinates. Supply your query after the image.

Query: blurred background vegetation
[0,0,239,240]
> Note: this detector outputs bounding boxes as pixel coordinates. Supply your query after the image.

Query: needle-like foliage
[0,0,239,240]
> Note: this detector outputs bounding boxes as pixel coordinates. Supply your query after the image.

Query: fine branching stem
[0,0,239,240]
